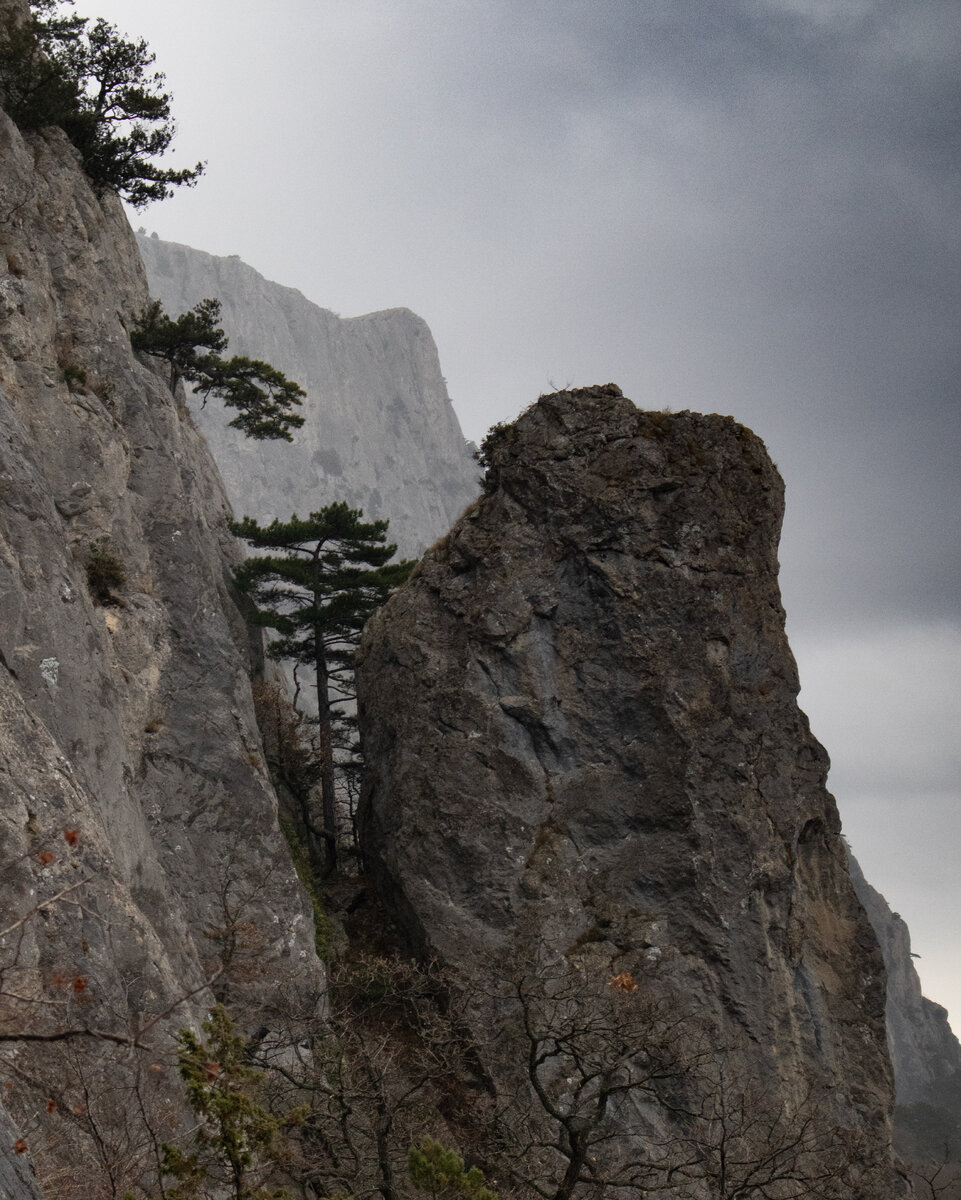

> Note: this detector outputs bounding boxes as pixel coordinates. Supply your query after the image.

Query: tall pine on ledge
[231,504,414,877]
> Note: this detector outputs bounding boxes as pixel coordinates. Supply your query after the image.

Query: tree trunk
[554,1131,589,1200]
[314,622,337,877]
[374,1096,399,1200]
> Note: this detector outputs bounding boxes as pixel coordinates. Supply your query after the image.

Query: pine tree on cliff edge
[231,504,413,877]
[131,298,306,442]
[0,0,204,206]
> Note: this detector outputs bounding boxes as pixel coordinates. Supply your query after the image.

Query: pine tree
[131,297,228,392]
[231,504,413,876]
[131,298,306,442]
[0,0,85,132]
[408,1138,498,1200]
[163,1005,294,1200]
[0,1,204,206]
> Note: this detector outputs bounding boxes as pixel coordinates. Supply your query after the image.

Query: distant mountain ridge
[849,853,961,1156]
[136,232,480,557]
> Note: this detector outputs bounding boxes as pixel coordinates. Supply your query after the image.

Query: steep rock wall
[136,233,480,557]
[0,1107,44,1200]
[850,854,961,1151]
[358,386,899,1177]
[0,87,319,1179]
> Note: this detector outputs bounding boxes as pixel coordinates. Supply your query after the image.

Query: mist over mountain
[137,232,480,558]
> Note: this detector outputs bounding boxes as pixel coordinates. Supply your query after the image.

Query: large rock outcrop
[136,233,480,557]
[0,67,319,1187]
[358,386,900,1180]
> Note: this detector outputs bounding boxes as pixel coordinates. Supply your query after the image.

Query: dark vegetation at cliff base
[1,851,901,1200]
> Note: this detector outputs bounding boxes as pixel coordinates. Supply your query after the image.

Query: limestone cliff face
[136,234,480,557]
[0,84,318,1178]
[358,386,898,1170]
[849,855,961,1144]
[0,1107,43,1200]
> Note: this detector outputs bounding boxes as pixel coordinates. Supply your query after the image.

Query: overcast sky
[90,0,959,1022]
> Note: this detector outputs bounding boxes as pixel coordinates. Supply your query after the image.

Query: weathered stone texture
[358,385,896,1155]
[136,233,480,557]
[0,104,319,1172]
[0,1106,44,1200]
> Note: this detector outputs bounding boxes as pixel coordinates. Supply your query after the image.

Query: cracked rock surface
[358,384,898,1166]
[0,74,319,1179]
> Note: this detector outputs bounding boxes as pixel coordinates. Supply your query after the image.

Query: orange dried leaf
[38,852,54,865]
[71,976,87,994]
[609,971,638,992]
[203,1061,220,1081]
[13,1138,27,1153]
[63,829,79,846]
[46,1099,56,1112]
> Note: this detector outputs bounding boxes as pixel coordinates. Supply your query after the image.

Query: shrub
[408,1138,498,1200]
[84,538,125,604]
[163,1006,294,1199]
[61,361,86,390]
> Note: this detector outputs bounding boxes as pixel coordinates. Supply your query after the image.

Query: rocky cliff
[0,1107,43,1200]
[850,854,961,1155]
[136,233,480,557]
[358,386,904,1192]
[0,68,319,1193]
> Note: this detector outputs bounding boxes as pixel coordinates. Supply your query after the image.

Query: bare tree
[905,1151,961,1200]
[0,827,221,1192]
[659,1053,888,1199]
[473,953,896,1200]
[17,1040,178,1200]
[200,847,276,1010]
[480,958,703,1200]
[256,954,483,1200]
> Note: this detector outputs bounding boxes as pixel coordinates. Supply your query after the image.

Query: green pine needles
[163,1006,298,1200]
[408,1138,499,1200]
[231,503,413,876]
[130,298,306,442]
[84,536,125,605]
[0,0,204,206]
